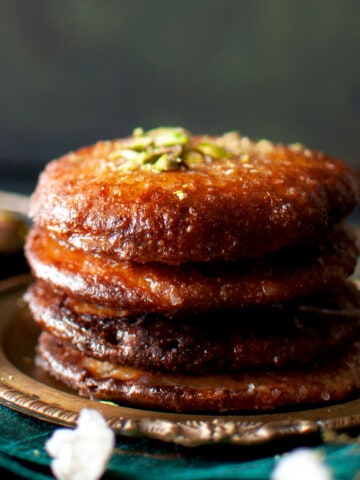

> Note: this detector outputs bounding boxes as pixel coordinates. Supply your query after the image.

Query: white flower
[46,408,115,480]
[271,448,333,480]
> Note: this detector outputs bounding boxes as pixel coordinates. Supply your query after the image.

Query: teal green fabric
[0,405,359,479]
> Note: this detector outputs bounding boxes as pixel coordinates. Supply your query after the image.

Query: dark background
[0,0,359,195]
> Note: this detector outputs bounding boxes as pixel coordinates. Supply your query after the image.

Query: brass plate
[1,278,360,447]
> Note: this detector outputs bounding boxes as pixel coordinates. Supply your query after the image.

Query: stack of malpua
[25,127,360,413]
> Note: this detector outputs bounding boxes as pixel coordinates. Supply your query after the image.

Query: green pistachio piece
[183,151,204,168]
[108,150,123,161]
[111,127,246,173]
[151,145,182,171]
[196,142,230,159]
[113,150,150,171]
[138,150,161,164]
[152,153,181,172]
[146,127,190,147]
[118,149,142,161]
[117,159,141,171]
[124,136,153,150]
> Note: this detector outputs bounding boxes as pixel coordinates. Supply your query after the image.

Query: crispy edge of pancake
[36,332,360,413]
[25,224,358,314]
[26,279,360,373]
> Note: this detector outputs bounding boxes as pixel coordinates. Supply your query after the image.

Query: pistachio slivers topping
[107,127,280,173]
[111,127,190,172]
[196,142,230,159]
[146,127,190,147]
[111,126,231,173]
[124,136,153,150]
[183,151,204,168]
[152,147,183,172]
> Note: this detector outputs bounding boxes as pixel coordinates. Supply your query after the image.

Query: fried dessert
[27,280,360,374]
[36,332,360,412]
[25,224,358,314]
[25,127,360,412]
[29,130,359,264]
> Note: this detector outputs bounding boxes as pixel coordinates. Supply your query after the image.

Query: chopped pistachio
[111,150,154,171]
[152,153,181,172]
[111,149,140,161]
[124,136,153,150]
[146,127,190,147]
[138,150,161,164]
[183,151,204,168]
[108,150,123,161]
[107,127,287,173]
[116,159,141,172]
[196,142,230,159]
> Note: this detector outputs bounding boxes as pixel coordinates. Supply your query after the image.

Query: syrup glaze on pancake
[27,279,360,373]
[28,129,360,264]
[24,127,360,413]
[25,224,358,314]
[36,332,360,413]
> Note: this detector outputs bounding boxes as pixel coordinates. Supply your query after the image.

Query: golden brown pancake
[27,279,360,373]
[25,224,358,315]
[28,129,360,264]
[36,332,360,413]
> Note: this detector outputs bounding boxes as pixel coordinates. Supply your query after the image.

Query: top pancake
[29,127,360,264]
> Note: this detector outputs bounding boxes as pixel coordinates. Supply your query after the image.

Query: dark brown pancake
[25,224,358,314]
[27,280,360,373]
[36,332,360,413]
[28,129,360,264]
